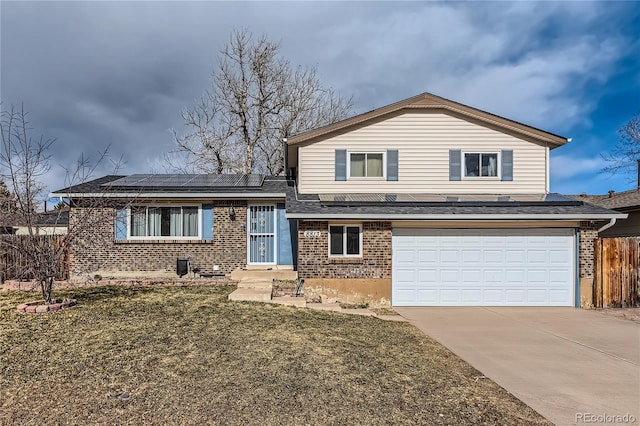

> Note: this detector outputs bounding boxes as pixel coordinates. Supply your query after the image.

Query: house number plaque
[304,231,321,238]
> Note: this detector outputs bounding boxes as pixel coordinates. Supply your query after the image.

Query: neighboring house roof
[569,189,640,212]
[36,210,69,226]
[51,174,291,199]
[287,92,569,147]
[286,190,624,220]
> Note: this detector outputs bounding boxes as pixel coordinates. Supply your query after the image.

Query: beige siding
[298,112,547,194]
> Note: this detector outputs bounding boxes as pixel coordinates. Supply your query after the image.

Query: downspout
[545,143,549,193]
[282,138,289,178]
[597,218,616,233]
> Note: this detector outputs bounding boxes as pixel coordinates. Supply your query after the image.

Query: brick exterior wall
[579,221,598,279]
[69,201,248,278]
[297,221,392,279]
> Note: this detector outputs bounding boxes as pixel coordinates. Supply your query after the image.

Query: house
[52,93,624,307]
[284,93,624,307]
[51,175,296,279]
[14,209,69,236]
[571,189,640,237]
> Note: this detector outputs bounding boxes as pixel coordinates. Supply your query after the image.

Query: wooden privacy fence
[0,235,69,283]
[594,237,640,308]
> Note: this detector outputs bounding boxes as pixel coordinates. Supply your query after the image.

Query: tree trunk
[40,277,53,304]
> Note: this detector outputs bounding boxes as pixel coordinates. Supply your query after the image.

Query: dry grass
[0,285,549,425]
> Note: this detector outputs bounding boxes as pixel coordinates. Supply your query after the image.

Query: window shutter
[387,149,398,181]
[501,150,513,181]
[114,207,127,240]
[202,204,213,240]
[449,150,461,181]
[335,149,347,181]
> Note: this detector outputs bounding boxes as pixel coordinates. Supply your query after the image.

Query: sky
[1,1,639,199]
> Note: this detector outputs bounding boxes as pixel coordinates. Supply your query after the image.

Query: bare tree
[0,104,120,304]
[172,29,353,175]
[603,114,640,178]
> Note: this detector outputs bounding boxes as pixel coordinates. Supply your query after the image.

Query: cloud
[1,1,637,194]
[550,155,608,180]
[549,154,635,194]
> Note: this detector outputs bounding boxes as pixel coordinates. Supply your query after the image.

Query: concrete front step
[228,288,272,303]
[236,279,274,289]
[230,268,298,282]
[270,296,307,308]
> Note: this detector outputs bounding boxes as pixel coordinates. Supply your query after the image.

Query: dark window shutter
[114,207,127,240]
[201,204,213,240]
[335,149,347,181]
[501,150,513,181]
[449,150,461,181]
[387,149,398,181]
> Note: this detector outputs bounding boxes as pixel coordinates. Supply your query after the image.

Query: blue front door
[247,205,276,264]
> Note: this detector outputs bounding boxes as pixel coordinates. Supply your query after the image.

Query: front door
[247,205,276,265]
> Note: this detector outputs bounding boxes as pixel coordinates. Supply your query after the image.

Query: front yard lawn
[0,285,548,425]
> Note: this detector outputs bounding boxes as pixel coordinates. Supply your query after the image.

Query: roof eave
[285,213,627,221]
[287,92,569,147]
[50,192,287,199]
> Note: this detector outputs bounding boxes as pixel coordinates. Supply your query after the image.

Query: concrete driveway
[395,307,640,426]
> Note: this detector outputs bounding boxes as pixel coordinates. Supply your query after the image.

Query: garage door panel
[506,251,525,263]
[483,289,503,303]
[394,289,416,304]
[527,270,547,283]
[418,289,438,303]
[462,250,482,264]
[440,289,460,303]
[549,250,570,263]
[527,250,547,263]
[440,250,459,263]
[440,269,459,282]
[483,250,503,263]
[418,250,437,264]
[506,269,526,283]
[395,249,416,264]
[549,269,571,283]
[462,289,482,302]
[483,269,503,282]
[418,269,437,283]
[392,228,575,307]
[505,289,526,303]
[462,269,481,284]
[550,289,570,303]
[394,269,416,285]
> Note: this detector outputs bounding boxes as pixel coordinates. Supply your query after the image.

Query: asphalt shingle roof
[286,189,622,218]
[569,189,640,211]
[51,175,290,196]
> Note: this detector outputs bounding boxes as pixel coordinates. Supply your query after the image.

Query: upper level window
[349,152,384,178]
[464,153,498,177]
[130,206,199,238]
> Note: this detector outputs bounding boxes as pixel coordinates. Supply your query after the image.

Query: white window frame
[126,204,202,240]
[347,151,386,179]
[462,151,501,179]
[328,224,363,258]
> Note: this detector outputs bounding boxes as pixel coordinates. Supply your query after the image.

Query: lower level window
[130,206,199,238]
[329,225,362,257]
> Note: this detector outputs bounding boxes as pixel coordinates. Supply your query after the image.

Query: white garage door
[392,228,575,307]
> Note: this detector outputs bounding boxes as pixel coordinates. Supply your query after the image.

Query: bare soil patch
[595,307,640,323]
[0,285,549,425]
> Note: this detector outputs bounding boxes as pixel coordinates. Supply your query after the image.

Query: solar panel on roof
[106,174,265,188]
